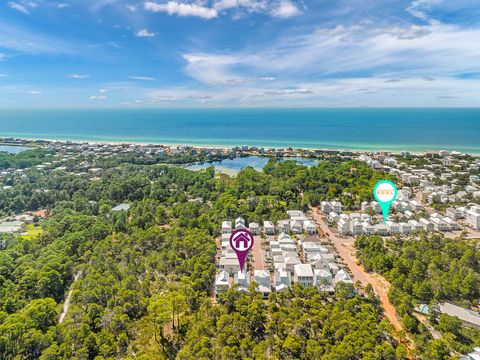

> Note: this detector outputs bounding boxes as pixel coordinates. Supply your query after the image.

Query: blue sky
[0,0,479,107]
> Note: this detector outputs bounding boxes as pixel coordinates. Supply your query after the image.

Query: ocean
[0,108,479,153]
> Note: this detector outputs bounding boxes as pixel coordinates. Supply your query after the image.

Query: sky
[0,0,479,107]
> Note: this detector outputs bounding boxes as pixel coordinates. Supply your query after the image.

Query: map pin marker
[373,180,398,223]
[229,228,254,272]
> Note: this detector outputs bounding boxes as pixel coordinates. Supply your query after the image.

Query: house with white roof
[274,268,291,292]
[222,221,232,234]
[304,220,316,234]
[219,257,240,273]
[249,222,260,235]
[430,217,449,231]
[314,269,333,291]
[277,219,290,233]
[374,223,389,236]
[235,217,245,229]
[293,264,314,287]
[338,219,350,235]
[466,210,480,230]
[233,270,250,293]
[419,218,434,231]
[263,221,275,234]
[284,255,301,272]
[328,262,339,275]
[386,221,399,233]
[439,302,480,329]
[215,271,230,297]
[254,270,271,299]
[350,220,363,235]
[399,222,412,234]
[309,253,329,270]
[334,269,353,286]
[362,222,375,235]
[290,220,303,234]
[408,220,423,232]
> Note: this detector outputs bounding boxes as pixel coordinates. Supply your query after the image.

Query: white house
[293,264,314,287]
[309,253,329,270]
[263,221,275,235]
[338,219,350,235]
[222,221,232,234]
[290,220,303,234]
[235,217,245,229]
[249,222,260,235]
[215,271,230,297]
[219,257,241,273]
[304,220,316,234]
[334,269,353,286]
[254,270,271,299]
[419,218,434,231]
[430,217,449,231]
[374,224,389,236]
[277,219,290,233]
[234,270,250,293]
[274,268,291,292]
[314,269,333,291]
[466,210,480,230]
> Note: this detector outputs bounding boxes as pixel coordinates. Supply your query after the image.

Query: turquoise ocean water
[0,108,479,153]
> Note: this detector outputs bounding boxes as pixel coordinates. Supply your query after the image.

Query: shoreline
[1,136,479,156]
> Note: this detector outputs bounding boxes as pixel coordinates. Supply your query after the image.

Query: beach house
[293,264,314,287]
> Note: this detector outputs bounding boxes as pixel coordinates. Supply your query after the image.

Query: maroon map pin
[229,228,254,272]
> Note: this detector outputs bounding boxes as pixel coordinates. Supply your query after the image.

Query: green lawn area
[20,224,43,240]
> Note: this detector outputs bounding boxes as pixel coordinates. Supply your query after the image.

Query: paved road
[310,208,415,353]
[252,235,265,270]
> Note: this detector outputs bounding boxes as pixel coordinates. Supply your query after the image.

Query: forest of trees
[355,235,480,356]
[1,148,469,359]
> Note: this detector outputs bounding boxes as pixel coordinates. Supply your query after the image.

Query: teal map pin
[373,180,398,223]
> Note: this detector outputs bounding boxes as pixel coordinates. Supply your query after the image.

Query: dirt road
[311,208,415,352]
[59,270,82,324]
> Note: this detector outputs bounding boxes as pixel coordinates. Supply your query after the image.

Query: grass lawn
[20,224,43,240]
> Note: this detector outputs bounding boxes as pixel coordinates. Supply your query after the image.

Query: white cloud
[264,88,313,95]
[213,0,265,12]
[0,22,76,55]
[27,90,42,95]
[55,3,69,9]
[145,1,218,19]
[136,28,155,37]
[99,89,108,93]
[126,4,137,11]
[67,74,91,79]
[89,95,108,100]
[128,76,156,81]
[183,22,480,86]
[8,1,30,14]
[259,76,275,81]
[270,1,301,18]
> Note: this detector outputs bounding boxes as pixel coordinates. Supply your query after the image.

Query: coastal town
[1,137,480,359]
